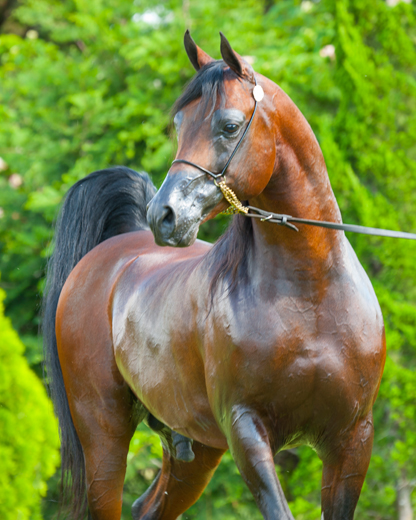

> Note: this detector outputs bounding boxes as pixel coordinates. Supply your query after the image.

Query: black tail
[42,167,156,519]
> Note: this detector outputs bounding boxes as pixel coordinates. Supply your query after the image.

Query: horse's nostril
[157,205,176,239]
[162,206,175,226]
[147,201,177,243]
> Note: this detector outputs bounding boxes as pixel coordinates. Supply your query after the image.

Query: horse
[44,32,386,520]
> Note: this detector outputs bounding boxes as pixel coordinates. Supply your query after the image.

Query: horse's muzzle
[146,169,222,247]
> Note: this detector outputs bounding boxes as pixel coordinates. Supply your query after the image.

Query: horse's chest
[223,277,380,355]
[207,282,384,428]
[225,290,349,352]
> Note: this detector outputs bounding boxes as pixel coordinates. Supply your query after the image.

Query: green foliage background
[0,0,415,518]
[0,288,59,519]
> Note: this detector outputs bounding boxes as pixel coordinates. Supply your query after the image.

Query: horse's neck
[248,86,344,281]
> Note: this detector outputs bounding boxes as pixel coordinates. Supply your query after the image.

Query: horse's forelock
[172,60,226,120]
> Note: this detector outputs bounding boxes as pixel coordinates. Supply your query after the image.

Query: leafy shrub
[0,288,59,519]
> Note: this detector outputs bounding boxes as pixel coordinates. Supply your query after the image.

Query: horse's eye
[224,123,238,134]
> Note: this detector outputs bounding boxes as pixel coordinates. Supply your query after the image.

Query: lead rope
[216,174,416,239]
[215,166,416,239]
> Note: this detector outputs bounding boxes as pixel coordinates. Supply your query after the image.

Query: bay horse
[44,32,386,519]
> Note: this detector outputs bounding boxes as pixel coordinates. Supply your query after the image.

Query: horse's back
[56,229,209,366]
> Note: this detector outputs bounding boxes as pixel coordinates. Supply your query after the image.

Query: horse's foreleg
[226,408,294,520]
[132,441,225,520]
[320,412,374,519]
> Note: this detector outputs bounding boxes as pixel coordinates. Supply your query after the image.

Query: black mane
[207,214,253,297]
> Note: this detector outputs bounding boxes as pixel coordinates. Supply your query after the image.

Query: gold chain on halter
[214,178,249,215]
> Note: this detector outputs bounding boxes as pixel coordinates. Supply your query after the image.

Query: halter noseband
[171,78,264,204]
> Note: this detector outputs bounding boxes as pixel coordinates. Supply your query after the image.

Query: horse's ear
[184,30,215,71]
[219,32,255,84]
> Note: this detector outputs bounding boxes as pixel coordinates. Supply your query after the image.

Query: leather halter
[171,78,260,181]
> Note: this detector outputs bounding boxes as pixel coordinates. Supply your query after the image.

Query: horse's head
[147,31,277,247]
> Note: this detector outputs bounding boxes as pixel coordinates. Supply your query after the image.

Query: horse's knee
[228,408,272,460]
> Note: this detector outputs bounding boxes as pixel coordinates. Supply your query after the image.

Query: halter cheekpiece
[172,77,263,214]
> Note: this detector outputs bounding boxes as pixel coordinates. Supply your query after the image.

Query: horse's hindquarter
[204,240,386,452]
[56,231,162,440]
[112,236,228,449]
